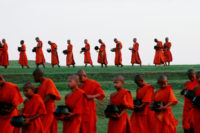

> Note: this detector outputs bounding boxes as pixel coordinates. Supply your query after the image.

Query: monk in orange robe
[81,39,94,67]
[0,41,3,65]
[35,37,45,68]
[153,39,166,66]
[131,38,142,67]
[130,75,155,133]
[97,39,108,67]
[1,39,9,69]
[22,82,47,133]
[48,41,60,68]
[164,37,173,66]
[107,75,133,133]
[0,74,24,133]
[77,70,105,133]
[114,38,123,67]
[32,68,61,133]
[180,69,199,133]
[18,40,30,69]
[66,40,75,67]
[153,75,178,133]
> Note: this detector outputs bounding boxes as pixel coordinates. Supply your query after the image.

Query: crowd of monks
[0,37,173,69]
[1,68,200,133]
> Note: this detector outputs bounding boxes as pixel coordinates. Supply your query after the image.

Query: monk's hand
[86,95,95,100]
[23,118,31,126]
[158,104,166,111]
[180,88,186,95]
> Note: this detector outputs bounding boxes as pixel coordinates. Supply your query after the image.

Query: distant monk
[0,41,3,66]
[77,70,105,133]
[66,40,75,67]
[131,38,142,67]
[114,38,123,67]
[97,39,108,68]
[1,39,9,69]
[130,75,154,133]
[18,40,30,69]
[33,68,61,133]
[48,41,60,68]
[0,74,24,133]
[35,37,45,68]
[153,39,166,66]
[107,75,133,133]
[81,39,94,67]
[180,69,199,133]
[164,37,173,66]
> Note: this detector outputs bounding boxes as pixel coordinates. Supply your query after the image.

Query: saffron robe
[84,43,93,64]
[36,40,45,64]
[164,42,173,62]
[19,44,28,66]
[131,42,142,64]
[0,43,4,65]
[97,43,108,65]
[193,86,200,133]
[153,41,165,65]
[51,43,59,65]
[66,44,75,66]
[1,42,9,66]
[115,41,122,65]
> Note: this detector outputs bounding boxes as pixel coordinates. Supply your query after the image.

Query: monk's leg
[42,63,45,68]
[27,65,30,69]
[52,64,54,68]
[85,63,87,67]
[140,63,142,67]
[21,65,24,69]
[132,64,134,67]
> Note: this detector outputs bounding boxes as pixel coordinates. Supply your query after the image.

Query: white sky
[0,0,199,66]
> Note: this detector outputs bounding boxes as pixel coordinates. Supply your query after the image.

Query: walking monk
[32,68,61,133]
[107,75,133,133]
[0,74,24,133]
[66,40,75,67]
[21,82,47,133]
[35,37,45,68]
[164,37,173,66]
[153,39,166,66]
[114,38,123,67]
[48,41,60,68]
[18,40,30,69]
[130,75,154,133]
[130,38,142,67]
[97,39,108,68]
[152,75,178,133]
[1,39,9,69]
[77,70,105,133]
[81,39,94,67]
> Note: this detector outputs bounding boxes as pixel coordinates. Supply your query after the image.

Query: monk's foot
[121,64,123,67]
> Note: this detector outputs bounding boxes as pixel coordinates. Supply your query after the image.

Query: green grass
[1,61,199,133]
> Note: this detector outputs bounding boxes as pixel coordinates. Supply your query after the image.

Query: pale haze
[0,0,199,66]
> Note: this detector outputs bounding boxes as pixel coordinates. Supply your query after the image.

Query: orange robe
[193,86,200,133]
[164,42,173,62]
[108,88,134,133]
[130,84,155,133]
[182,79,199,130]
[153,85,178,133]
[22,94,47,133]
[51,43,59,65]
[1,42,9,66]
[97,43,108,65]
[131,42,141,64]
[36,40,45,64]
[79,78,105,133]
[84,43,93,64]
[37,78,61,133]
[19,44,28,66]
[153,41,165,65]
[0,43,3,65]
[63,88,87,133]
[66,44,75,66]
[115,41,122,65]
[0,82,24,133]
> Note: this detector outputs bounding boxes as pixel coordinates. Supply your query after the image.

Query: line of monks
[1,68,200,133]
[0,37,173,69]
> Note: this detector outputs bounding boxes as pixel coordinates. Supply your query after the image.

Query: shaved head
[187,69,195,74]
[33,68,44,76]
[77,69,86,76]
[23,82,34,90]
[0,74,5,85]
[134,74,144,82]
[158,75,168,82]
[68,75,79,83]
[114,75,125,83]
[196,71,200,78]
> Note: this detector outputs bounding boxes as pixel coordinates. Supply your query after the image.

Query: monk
[32,68,61,133]
[18,40,30,69]
[48,41,60,68]
[0,74,24,133]
[77,70,105,133]
[35,37,45,68]
[153,39,166,66]
[107,75,133,133]
[180,69,199,133]
[164,37,173,66]
[22,82,47,133]
[130,75,154,133]
[0,41,3,65]
[131,38,142,67]
[66,40,75,67]
[81,39,94,67]
[114,38,123,67]
[1,39,9,69]
[153,75,178,133]
[97,39,108,68]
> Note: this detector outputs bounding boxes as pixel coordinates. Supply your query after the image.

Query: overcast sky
[0,0,199,66]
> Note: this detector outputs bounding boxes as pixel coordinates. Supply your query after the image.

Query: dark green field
[1,61,200,133]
